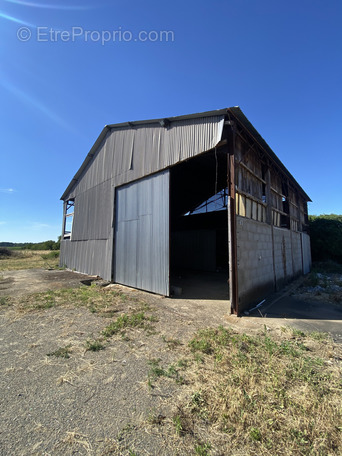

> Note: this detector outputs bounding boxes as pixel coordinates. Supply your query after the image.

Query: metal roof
[61,107,311,202]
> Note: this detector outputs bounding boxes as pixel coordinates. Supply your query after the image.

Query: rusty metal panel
[114,170,169,296]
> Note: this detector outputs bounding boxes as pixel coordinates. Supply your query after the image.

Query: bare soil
[0,269,97,297]
[0,269,341,455]
[0,269,229,455]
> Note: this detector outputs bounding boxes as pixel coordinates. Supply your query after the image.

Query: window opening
[186,188,228,215]
[63,200,74,239]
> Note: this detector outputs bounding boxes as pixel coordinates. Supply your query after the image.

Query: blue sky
[0,0,341,242]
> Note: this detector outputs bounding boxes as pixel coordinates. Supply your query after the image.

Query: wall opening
[63,199,74,239]
[170,148,229,300]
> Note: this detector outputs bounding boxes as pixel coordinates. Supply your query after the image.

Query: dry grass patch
[0,250,59,270]
[162,326,342,455]
[7,283,138,315]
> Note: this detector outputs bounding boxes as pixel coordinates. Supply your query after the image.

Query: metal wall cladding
[72,180,113,241]
[114,170,169,296]
[60,238,113,281]
[66,116,225,199]
[61,115,224,283]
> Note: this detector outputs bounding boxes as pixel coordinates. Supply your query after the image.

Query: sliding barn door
[114,170,169,295]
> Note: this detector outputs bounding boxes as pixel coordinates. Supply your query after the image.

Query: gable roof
[61,107,311,202]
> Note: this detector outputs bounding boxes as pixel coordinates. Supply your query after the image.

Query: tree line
[1,216,341,264]
[0,238,60,251]
[309,214,342,264]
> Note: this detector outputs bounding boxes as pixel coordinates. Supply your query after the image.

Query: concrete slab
[247,294,342,343]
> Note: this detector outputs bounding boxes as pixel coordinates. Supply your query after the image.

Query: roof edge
[60,125,110,200]
[60,109,228,200]
[106,108,229,129]
[60,106,311,203]
[227,107,311,202]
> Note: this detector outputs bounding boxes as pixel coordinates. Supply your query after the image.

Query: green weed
[147,358,185,386]
[41,251,59,260]
[86,339,105,351]
[173,415,183,436]
[102,312,146,337]
[194,442,211,455]
[47,345,71,359]
[0,296,10,306]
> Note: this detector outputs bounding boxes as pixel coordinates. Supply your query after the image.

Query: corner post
[227,121,239,315]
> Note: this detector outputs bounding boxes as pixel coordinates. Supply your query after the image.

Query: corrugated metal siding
[72,180,113,241]
[61,115,223,283]
[60,238,113,281]
[114,170,169,295]
[67,116,224,199]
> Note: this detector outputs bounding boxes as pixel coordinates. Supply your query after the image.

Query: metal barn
[60,107,311,315]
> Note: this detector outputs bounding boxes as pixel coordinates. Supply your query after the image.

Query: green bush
[309,214,342,264]
[41,251,60,260]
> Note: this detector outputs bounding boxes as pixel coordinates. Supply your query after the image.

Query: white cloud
[0,221,6,225]
[0,188,15,193]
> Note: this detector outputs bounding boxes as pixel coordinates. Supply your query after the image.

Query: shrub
[0,248,13,258]
[309,215,342,264]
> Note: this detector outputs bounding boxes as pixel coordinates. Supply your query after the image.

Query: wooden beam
[236,188,267,206]
[265,168,272,225]
[238,161,266,184]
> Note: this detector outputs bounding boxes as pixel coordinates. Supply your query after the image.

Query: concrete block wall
[236,217,274,310]
[236,216,311,312]
[301,233,312,274]
[273,228,293,287]
[292,231,303,275]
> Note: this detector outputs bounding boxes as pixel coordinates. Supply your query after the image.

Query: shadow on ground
[247,293,342,343]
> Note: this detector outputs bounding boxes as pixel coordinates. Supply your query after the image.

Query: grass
[147,358,185,388]
[194,442,211,455]
[0,296,10,306]
[172,414,184,436]
[0,250,60,270]
[47,345,72,359]
[8,283,137,314]
[86,339,105,351]
[41,251,60,260]
[153,326,342,455]
[102,311,154,337]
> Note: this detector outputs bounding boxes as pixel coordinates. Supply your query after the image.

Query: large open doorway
[170,148,229,300]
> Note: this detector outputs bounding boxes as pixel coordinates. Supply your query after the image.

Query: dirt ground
[0,268,341,455]
[0,269,230,456]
